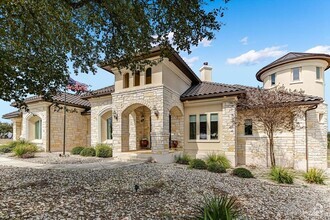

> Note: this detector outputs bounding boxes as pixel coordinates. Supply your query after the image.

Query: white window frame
[292,67,301,82]
[271,73,276,86]
[188,113,220,142]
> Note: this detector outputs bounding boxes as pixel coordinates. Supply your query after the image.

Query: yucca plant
[304,168,325,184]
[205,153,231,169]
[270,166,294,184]
[195,195,240,220]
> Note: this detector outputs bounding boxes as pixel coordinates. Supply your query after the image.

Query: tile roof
[180,82,245,101]
[22,92,91,108]
[2,110,21,119]
[81,85,115,99]
[256,52,330,81]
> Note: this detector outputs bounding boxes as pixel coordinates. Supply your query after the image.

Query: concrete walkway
[0,156,144,170]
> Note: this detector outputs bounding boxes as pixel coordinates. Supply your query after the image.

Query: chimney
[199,62,212,82]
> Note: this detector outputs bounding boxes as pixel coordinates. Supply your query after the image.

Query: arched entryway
[121,104,152,152]
[99,110,113,144]
[169,106,184,149]
[27,114,43,141]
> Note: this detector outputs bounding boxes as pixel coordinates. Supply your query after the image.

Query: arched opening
[169,106,184,149]
[100,110,113,143]
[121,104,152,152]
[28,115,42,140]
[134,70,140,86]
[146,68,152,85]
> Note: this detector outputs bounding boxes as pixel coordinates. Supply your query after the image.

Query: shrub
[95,144,112,158]
[189,159,207,170]
[80,147,96,157]
[304,168,325,184]
[270,166,294,184]
[13,142,38,158]
[207,162,226,173]
[71,146,85,155]
[205,153,231,169]
[232,167,254,178]
[175,153,191,165]
[0,140,26,153]
[194,195,240,220]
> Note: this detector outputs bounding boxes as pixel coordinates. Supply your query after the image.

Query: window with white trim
[292,67,300,81]
[199,114,207,140]
[189,115,196,140]
[316,67,322,80]
[271,73,276,86]
[106,117,113,139]
[210,113,218,140]
[35,120,42,139]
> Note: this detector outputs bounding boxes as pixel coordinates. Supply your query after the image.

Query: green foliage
[80,147,96,157]
[189,159,207,170]
[205,153,231,169]
[232,168,254,178]
[194,195,240,220]
[304,168,325,184]
[0,0,227,104]
[207,162,226,173]
[0,140,20,153]
[95,144,112,158]
[270,166,294,184]
[175,153,191,165]
[71,146,85,155]
[0,122,12,138]
[13,141,38,158]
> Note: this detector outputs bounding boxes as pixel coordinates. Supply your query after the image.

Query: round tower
[256,52,330,99]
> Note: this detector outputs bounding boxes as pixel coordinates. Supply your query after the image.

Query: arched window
[106,117,112,139]
[123,73,129,88]
[35,119,42,139]
[134,71,140,86]
[146,68,152,84]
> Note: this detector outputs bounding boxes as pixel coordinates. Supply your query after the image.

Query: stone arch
[169,106,184,149]
[98,108,113,144]
[121,103,152,152]
[121,101,154,115]
[167,102,184,116]
[25,113,43,141]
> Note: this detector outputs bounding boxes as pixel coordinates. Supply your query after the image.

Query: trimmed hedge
[80,147,96,157]
[189,159,207,170]
[207,162,226,173]
[95,144,112,158]
[232,167,254,178]
[71,146,85,155]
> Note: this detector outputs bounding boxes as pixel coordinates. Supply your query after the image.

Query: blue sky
[1,0,330,129]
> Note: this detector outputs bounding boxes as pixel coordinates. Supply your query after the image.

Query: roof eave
[181,91,244,101]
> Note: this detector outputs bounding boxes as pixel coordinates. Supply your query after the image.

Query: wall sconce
[141,114,145,122]
[152,106,159,117]
[113,110,118,120]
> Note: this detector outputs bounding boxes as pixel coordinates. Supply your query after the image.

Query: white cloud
[227,46,287,65]
[200,38,212,47]
[240,36,248,45]
[305,45,330,54]
[183,56,199,67]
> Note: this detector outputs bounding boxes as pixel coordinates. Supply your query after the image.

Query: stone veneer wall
[306,103,328,169]
[49,105,90,152]
[12,119,22,141]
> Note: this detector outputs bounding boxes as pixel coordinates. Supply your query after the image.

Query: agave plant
[195,195,240,220]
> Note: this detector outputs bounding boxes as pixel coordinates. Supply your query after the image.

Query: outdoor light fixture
[152,106,159,117]
[141,114,145,122]
[113,110,118,120]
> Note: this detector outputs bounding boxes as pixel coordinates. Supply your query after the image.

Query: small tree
[237,86,317,167]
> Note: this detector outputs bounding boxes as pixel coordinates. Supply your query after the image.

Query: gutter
[305,104,318,171]
[47,103,55,152]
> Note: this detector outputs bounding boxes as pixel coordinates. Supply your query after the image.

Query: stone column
[150,107,170,154]
[293,114,307,171]
[112,111,122,155]
[222,101,237,166]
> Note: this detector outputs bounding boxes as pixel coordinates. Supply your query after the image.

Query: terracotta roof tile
[81,85,115,99]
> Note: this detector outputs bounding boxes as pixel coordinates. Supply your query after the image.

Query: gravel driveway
[0,163,329,219]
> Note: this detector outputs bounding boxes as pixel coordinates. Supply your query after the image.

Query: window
[35,120,42,139]
[134,71,140,86]
[244,119,252,136]
[210,113,218,140]
[316,67,321,80]
[106,117,112,139]
[292,67,300,81]
[146,68,152,84]
[271,73,276,86]
[189,115,196,140]
[199,114,207,140]
[123,73,129,88]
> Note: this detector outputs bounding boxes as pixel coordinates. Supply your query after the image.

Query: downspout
[305,104,318,171]
[48,103,55,152]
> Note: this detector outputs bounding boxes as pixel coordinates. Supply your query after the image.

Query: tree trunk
[269,132,276,167]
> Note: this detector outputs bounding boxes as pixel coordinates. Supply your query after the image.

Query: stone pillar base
[150,132,170,154]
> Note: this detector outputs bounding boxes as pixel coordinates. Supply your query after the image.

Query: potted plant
[171,140,178,148]
[140,137,149,149]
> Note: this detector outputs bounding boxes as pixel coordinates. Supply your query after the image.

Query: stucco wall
[262,59,328,98]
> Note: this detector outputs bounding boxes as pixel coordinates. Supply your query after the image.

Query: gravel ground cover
[0,163,329,219]
[10,152,111,164]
